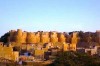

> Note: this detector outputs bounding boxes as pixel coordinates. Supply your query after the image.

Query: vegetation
[49,51,100,66]
[0,32,10,43]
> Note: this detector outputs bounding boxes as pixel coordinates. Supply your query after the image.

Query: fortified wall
[9,29,66,44]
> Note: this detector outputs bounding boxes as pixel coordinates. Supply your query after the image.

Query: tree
[49,51,100,66]
[0,32,10,43]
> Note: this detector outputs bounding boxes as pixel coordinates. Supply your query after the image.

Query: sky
[0,0,100,36]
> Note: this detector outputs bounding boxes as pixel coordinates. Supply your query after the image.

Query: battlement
[7,29,69,44]
[7,29,59,44]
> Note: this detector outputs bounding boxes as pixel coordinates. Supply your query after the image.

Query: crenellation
[8,29,71,44]
[17,29,23,36]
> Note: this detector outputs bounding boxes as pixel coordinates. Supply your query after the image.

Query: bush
[49,51,100,66]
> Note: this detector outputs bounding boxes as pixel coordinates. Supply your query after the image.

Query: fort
[9,29,67,44]
[1,29,100,63]
[8,29,78,51]
[0,29,79,62]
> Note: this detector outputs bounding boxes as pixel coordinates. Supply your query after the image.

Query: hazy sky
[0,0,100,36]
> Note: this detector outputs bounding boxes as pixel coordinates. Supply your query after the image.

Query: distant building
[77,42,100,55]
[63,32,79,51]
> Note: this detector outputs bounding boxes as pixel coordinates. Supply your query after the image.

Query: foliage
[49,51,100,66]
[0,32,10,43]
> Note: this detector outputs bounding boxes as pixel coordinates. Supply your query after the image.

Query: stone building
[63,42,70,51]
[63,32,79,51]
[0,42,19,61]
[77,42,100,55]
[70,32,79,51]
[34,50,44,60]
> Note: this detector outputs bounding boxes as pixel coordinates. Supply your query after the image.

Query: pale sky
[0,0,100,36]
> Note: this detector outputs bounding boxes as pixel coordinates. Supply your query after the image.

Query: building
[77,42,100,55]
[63,32,79,51]
[0,42,19,61]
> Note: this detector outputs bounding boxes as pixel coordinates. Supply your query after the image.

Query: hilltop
[0,29,100,45]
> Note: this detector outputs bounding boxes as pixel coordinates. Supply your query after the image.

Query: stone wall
[0,44,19,61]
[8,29,69,44]
[70,32,79,51]
[8,29,80,46]
[71,32,79,44]
[58,33,66,43]
[50,32,58,43]
[41,32,50,43]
